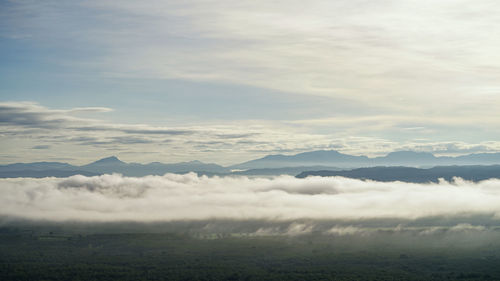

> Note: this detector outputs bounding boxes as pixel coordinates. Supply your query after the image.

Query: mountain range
[0,156,230,178]
[229,150,500,169]
[3,150,500,178]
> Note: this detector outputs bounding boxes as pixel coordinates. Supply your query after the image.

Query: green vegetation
[1,227,500,280]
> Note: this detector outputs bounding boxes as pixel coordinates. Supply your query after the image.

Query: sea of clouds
[2,173,500,223]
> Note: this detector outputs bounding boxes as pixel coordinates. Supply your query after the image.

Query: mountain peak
[91,156,125,165]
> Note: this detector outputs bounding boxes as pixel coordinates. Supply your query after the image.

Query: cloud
[2,102,500,165]
[2,174,500,223]
[449,223,486,233]
[251,223,493,237]
[39,0,500,118]
[32,145,51,150]
[285,223,314,236]
[215,133,260,139]
[325,225,365,236]
[0,102,84,129]
[68,107,114,113]
[0,102,192,135]
[0,102,335,164]
[5,0,500,118]
[3,1,500,165]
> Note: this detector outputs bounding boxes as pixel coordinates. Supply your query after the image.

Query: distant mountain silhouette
[296,165,500,183]
[86,156,125,165]
[0,156,230,178]
[231,150,500,169]
[373,151,437,165]
[3,150,500,178]
[231,150,369,169]
[0,162,75,172]
[231,166,341,176]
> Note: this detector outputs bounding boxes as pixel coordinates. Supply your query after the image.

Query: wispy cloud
[2,1,500,164]
[2,102,500,164]
[0,102,189,134]
[63,1,500,115]
[31,145,51,150]
[4,0,500,114]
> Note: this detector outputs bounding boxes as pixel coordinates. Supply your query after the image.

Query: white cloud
[325,225,365,236]
[2,1,500,164]
[77,0,500,118]
[5,1,500,117]
[2,174,500,222]
[449,223,486,233]
[2,102,500,164]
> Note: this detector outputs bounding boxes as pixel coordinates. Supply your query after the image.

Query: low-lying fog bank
[2,218,500,251]
[2,172,500,248]
[2,173,500,223]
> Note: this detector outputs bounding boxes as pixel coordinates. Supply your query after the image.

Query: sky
[1,0,500,165]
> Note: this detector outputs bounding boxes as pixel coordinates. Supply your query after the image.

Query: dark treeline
[297,165,500,183]
[1,219,500,280]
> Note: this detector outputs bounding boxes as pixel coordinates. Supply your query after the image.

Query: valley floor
[1,228,500,281]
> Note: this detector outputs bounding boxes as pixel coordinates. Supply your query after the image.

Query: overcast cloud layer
[2,101,500,165]
[1,1,500,164]
[2,174,500,223]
